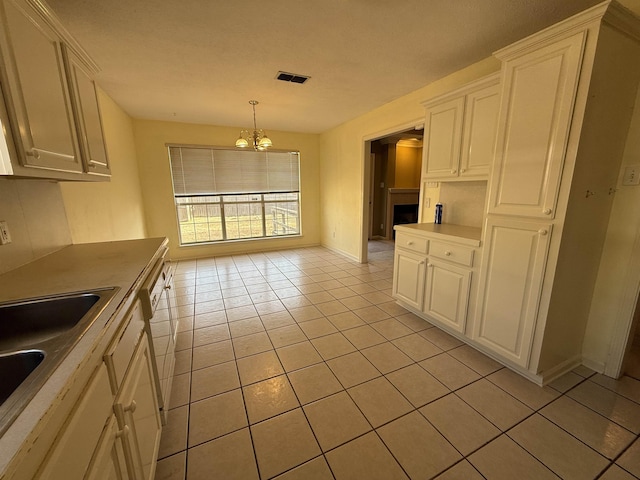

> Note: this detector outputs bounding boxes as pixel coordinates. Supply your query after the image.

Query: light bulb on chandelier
[235,100,272,151]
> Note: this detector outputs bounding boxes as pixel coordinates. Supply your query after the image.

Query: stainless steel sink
[0,350,45,405]
[0,287,119,435]
[0,293,101,351]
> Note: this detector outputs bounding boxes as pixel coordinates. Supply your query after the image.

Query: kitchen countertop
[0,237,168,476]
[394,223,482,247]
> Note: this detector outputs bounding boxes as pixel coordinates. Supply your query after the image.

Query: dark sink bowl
[0,292,101,351]
[0,350,45,405]
[0,287,119,435]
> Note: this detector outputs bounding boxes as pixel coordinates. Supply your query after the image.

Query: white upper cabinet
[422,74,500,181]
[0,0,110,180]
[460,83,500,179]
[487,31,586,218]
[64,45,110,177]
[422,97,464,178]
[0,0,81,173]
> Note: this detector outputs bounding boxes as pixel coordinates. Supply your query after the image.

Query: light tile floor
[154,245,640,480]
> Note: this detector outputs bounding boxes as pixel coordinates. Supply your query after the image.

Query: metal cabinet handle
[116,425,130,439]
[538,229,548,236]
[543,208,552,215]
[444,251,452,256]
[124,400,137,413]
[26,150,40,160]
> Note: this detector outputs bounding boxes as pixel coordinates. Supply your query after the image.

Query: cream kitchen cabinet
[487,32,585,219]
[472,2,640,383]
[34,364,114,479]
[421,74,499,181]
[0,0,110,180]
[392,231,428,310]
[472,219,552,367]
[85,415,129,480]
[392,224,481,334]
[64,45,110,177]
[423,241,475,333]
[105,300,161,480]
[113,334,161,480]
[30,300,160,480]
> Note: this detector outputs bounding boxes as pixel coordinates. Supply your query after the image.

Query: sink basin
[0,287,119,435]
[0,294,100,351]
[0,350,45,405]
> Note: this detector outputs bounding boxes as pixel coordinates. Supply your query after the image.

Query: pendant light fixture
[235,100,272,151]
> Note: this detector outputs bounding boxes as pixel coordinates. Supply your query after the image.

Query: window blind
[169,146,300,196]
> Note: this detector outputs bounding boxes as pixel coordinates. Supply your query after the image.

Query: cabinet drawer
[104,301,145,393]
[395,232,429,254]
[429,240,474,266]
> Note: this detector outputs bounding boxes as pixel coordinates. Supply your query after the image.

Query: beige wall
[394,145,421,188]
[60,90,147,243]
[583,85,640,372]
[0,178,71,274]
[132,119,321,260]
[319,57,500,261]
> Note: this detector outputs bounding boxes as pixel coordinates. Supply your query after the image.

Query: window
[168,146,301,245]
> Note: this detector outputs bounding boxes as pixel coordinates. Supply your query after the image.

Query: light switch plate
[0,220,11,245]
[622,165,640,186]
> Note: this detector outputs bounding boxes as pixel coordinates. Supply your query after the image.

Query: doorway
[362,122,424,262]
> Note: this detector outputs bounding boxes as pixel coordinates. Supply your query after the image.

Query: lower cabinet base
[394,300,581,386]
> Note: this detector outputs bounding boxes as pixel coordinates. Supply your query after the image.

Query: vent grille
[276,71,310,84]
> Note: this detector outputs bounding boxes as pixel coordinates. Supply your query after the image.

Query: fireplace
[386,188,420,239]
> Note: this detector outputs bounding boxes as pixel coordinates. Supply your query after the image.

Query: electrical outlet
[0,220,11,245]
[623,165,640,186]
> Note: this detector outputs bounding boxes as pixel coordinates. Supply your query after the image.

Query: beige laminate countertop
[394,223,482,247]
[0,237,168,476]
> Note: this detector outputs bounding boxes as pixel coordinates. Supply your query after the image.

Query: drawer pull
[406,241,414,245]
[26,150,40,160]
[451,169,457,174]
[124,400,137,413]
[427,263,433,267]
[444,251,452,256]
[538,229,548,236]
[116,425,130,439]
[418,261,425,265]
[543,208,552,215]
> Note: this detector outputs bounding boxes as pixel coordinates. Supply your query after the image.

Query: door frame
[360,118,424,263]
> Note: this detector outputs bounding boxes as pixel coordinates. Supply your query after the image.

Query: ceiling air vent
[276,71,310,84]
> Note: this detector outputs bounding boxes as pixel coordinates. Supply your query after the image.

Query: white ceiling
[46,0,610,134]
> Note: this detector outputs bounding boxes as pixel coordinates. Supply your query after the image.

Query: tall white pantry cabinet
[472,1,640,381]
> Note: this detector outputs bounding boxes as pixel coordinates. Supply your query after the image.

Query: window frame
[167,144,302,246]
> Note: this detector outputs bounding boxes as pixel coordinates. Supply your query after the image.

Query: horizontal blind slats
[168,147,299,195]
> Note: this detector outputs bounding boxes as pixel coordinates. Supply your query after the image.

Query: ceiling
[46,0,613,134]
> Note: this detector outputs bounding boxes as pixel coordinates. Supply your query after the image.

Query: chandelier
[235,100,273,151]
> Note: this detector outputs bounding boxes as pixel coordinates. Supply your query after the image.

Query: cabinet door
[422,97,464,179]
[0,0,81,172]
[64,46,110,176]
[472,218,552,367]
[423,259,471,333]
[460,83,499,179]
[36,364,113,479]
[392,249,427,310]
[85,415,130,480]
[114,335,161,480]
[488,31,586,218]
